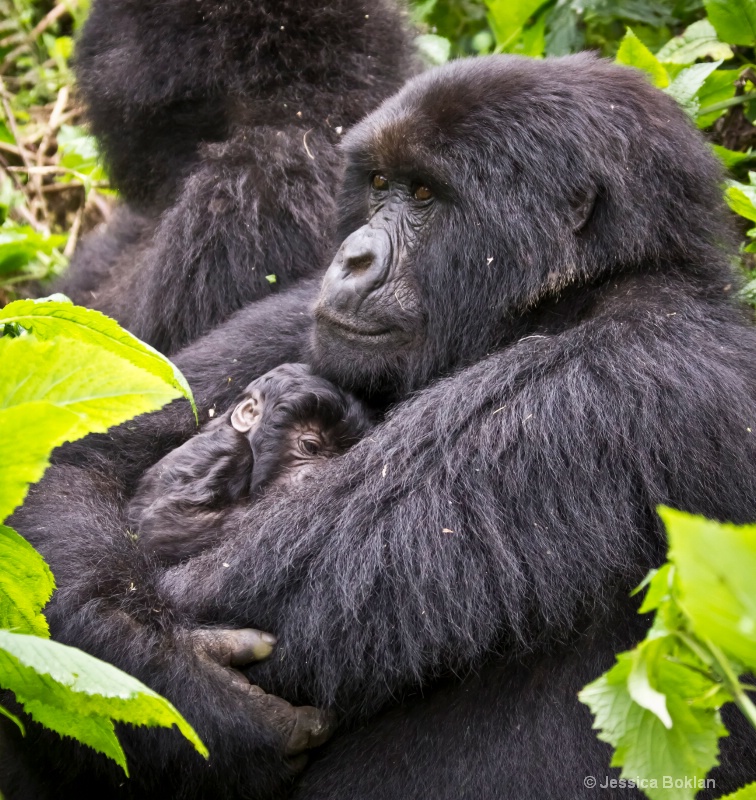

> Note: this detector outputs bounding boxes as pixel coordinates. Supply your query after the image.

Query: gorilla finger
[191,627,277,666]
[284,705,337,755]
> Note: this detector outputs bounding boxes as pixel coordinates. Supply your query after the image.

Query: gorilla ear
[568,187,597,233]
[231,393,261,432]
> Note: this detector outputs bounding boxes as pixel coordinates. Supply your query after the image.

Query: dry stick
[63,206,83,258]
[29,1,74,40]
[0,79,49,232]
[37,85,69,167]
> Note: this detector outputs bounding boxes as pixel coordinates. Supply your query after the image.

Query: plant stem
[699,91,756,117]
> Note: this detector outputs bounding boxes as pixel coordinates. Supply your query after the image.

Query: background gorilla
[54,0,416,354]
[130,363,372,563]
[6,54,756,799]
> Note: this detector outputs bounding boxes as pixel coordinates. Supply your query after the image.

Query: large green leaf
[660,507,756,672]
[580,639,726,800]
[704,0,756,46]
[718,784,756,800]
[0,524,54,637]
[0,401,80,519]
[656,19,733,64]
[485,0,543,52]
[616,28,669,89]
[664,61,722,117]
[0,335,186,516]
[0,299,196,418]
[0,630,208,775]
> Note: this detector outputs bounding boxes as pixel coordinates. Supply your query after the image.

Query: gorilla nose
[320,227,392,315]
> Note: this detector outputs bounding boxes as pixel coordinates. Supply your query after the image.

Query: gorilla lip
[315,310,394,340]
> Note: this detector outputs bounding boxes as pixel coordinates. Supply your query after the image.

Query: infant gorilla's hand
[190,627,335,759]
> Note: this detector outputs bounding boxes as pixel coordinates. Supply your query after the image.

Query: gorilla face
[312,54,726,396]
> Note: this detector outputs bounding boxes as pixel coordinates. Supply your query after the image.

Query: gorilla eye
[413,185,433,202]
[371,173,389,191]
[299,438,321,457]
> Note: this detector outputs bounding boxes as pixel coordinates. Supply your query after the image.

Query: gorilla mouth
[316,311,394,341]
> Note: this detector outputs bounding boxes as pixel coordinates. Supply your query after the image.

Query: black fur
[55,0,416,354]
[6,54,756,799]
[129,363,372,563]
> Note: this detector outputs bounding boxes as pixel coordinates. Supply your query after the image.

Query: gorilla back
[7,55,756,800]
[57,0,416,353]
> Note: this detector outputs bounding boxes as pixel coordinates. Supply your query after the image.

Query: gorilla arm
[160,301,756,719]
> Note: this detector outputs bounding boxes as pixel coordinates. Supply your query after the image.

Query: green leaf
[0,335,186,516]
[0,630,208,774]
[486,0,544,53]
[616,28,669,88]
[0,524,54,637]
[664,61,723,117]
[0,702,25,734]
[656,19,733,64]
[0,299,196,418]
[704,0,756,46]
[726,183,756,223]
[659,507,756,672]
[636,563,674,614]
[714,144,756,172]
[0,226,67,277]
[0,401,81,519]
[697,70,738,128]
[580,641,726,800]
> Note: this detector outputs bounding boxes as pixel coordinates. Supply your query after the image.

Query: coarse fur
[5,54,756,799]
[129,363,373,563]
[54,0,417,354]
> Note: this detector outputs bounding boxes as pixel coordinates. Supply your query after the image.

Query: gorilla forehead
[342,52,691,177]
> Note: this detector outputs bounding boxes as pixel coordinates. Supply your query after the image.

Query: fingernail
[261,632,277,646]
[253,640,275,660]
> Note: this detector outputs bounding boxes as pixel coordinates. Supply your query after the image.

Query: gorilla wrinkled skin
[53,0,416,354]
[5,54,756,799]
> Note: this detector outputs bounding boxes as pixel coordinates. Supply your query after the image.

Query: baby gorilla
[128,364,372,563]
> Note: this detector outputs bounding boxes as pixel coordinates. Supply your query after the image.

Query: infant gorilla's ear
[231,392,261,432]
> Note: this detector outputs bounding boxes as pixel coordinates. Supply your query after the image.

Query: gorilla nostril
[345,254,374,274]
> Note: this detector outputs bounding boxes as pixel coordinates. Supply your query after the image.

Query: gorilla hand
[190,627,335,759]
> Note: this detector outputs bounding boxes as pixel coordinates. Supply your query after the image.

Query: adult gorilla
[6,55,756,799]
[55,0,415,354]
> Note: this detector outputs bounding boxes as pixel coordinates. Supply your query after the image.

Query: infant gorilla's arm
[130,364,373,563]
[127,418,251,562]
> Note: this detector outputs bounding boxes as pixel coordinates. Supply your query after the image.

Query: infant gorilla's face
[230,390,347,486]
[227,363,372,493]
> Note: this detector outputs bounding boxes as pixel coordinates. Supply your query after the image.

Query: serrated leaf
[726,184,756,223]
[628,646,672,728]
[698,71,739,128]
[0,300,195,418]
[664,61,722,117]
[0,702,24,734]
[715,144,756,172]
[486,0,543,52]
[616,28,669,88]
[636,563,673,613]
[656,19,733,64]
[704,0,756,46]
[0,630,208,774]
[0,335,186,516]
[0,524,54,637]
[659,507,756,672]
[580,644,726,800]
[0,401,80,519]
[23,699,127,773]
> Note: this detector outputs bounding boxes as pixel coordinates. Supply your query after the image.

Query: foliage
[580,509,756,800]
[0,0,111,304]
[0,296,205,774]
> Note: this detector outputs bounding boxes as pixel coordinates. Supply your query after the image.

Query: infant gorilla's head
[226,363,373,495]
